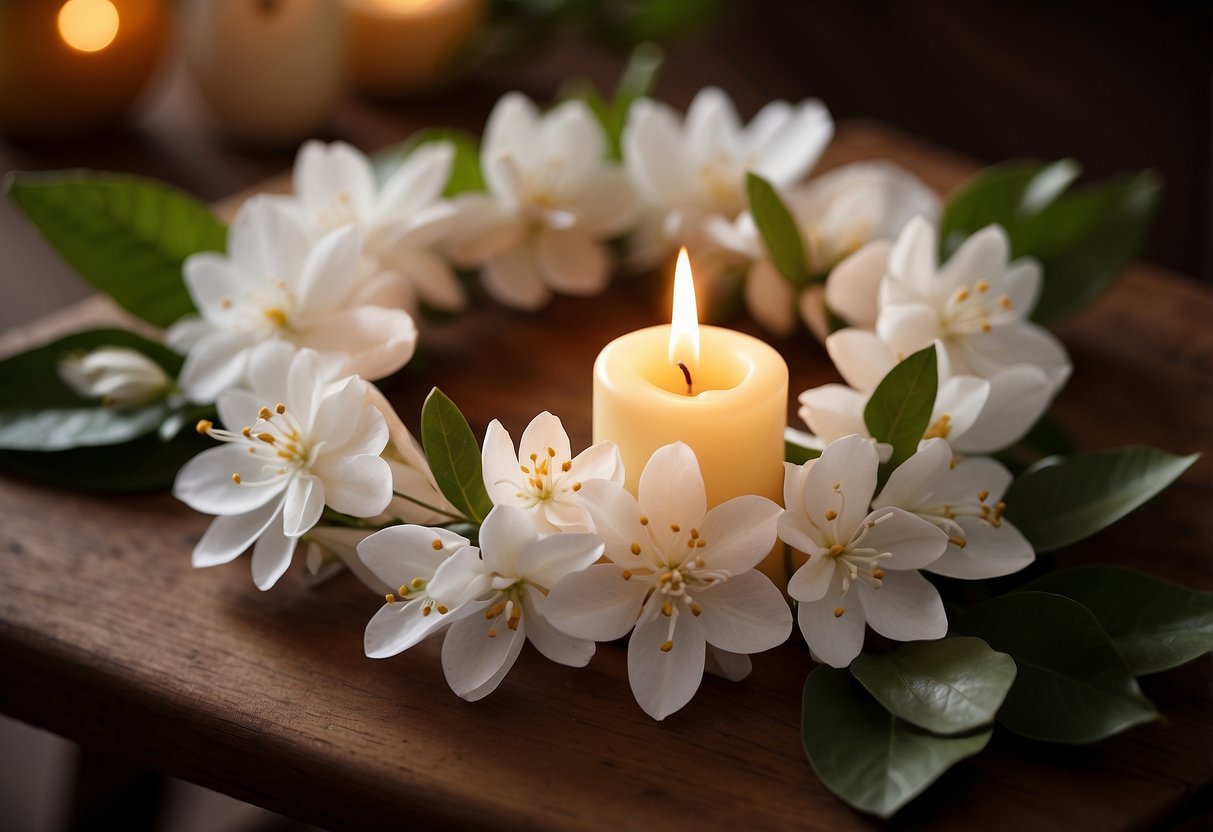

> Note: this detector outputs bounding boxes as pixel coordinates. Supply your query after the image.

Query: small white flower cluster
[360,414,791,720]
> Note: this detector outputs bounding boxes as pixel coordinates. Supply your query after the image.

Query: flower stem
[392,491,466,522]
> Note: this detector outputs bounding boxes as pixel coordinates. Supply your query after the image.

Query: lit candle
[0,0,167,140]
[593,249,789,575]
[344,0,486,98]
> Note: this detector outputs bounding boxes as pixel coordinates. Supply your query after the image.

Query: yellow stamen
[508,606,522,630]
[275,403,286,414]
[547,447,556,457]
[572,482,582,492]
[485,601,506,619]
[639,515,649,525]
[670,523,681,533]
[978,489,990,502]
[436,605,448,615]
[660,640,674,653]
[690,529,700,540]
[949,536,967,548]
[520,465,530,474]
[828,544,845,556]
[561,461,571,472]
[264,308,287,327]
[690,604,704,616]
[258,407,273,420]
[622,569,632,580]
[410,577,425,589]
[872,568,886,580]
[824,510,838,521]
[241,426,252,438]
[422,606,431,617]
[975,279,990,293]
[630,543,641,555]
[834,607,845,618]
[385,593,396,604]
[431,539,443,551]
[231,473,242,484]
[661,601,672,617]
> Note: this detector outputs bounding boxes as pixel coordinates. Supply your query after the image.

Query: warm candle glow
[669,247,701,375]
[57,0,120,53]
[370,0,450,12]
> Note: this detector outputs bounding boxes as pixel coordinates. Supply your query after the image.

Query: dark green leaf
[1022,565,1213,675]
[954,591,1157,743]
[802,666,991,819]
[785,439,822,465]
[373,128,485,196]
[863,344,938,468]
[746,173,809,288]
[0,429,211,492]
[420,388,492,525]
[850,637,1016,735]
[0,329,183,450]
[940,160,1161,323]
[5,172,226,327]
[1004,446,1199,552]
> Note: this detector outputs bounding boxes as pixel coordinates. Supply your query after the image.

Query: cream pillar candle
[592,249,789,574]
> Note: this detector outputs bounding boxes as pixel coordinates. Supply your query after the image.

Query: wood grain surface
[0,122,1210,832]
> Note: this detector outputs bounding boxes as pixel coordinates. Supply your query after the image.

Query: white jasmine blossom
[173,345,393,590]
[168,196,418,404]
[360,524,476,658]
[545,442,790,720]
[873,438,1034,580]
[482,410,624,535]
[835,216,1071,393]
[623,86,833,271]
[445,93,640,310]
[289,140,466,314]
[371,505,604,701]
[801,331,1055,455]
[780,434,949,668]
[707,161,938,335]
[58,346,174,408]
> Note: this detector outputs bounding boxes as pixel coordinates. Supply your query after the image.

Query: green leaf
[850,637,1017,735]
[939,160,1161,323]
[0,329,184,451]
[1021,565,1213,675]
[802,666,992,819]
[0,429,212,492]
[420,388,492,525]
[862,344,938,468]
[5,172,226,328]
[954,591,1157,743]
[1004,446,1199,553]
[374,128,485,196]
[746,173,809,289]
[785,440,821,465]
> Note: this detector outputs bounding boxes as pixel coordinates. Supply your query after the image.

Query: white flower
[873,438,1034,580]
[836,216,1072,393]
[365,505,604,701]
[360,524,477,658]
[58,346,173,408]
[445,93,640,310]
[288,140,466,314]
[168,196,418,404]
[482,410,624,535]
[623,86,833,270]
[173,344,393,590]
[798,355,1055,457]
[545,443,790,720]
[779,434,949,668]
[707,161,939,335]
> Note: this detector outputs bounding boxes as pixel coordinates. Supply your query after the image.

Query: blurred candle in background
[0,0,167,140]
[184,0,344,148]
[345,0,486,98]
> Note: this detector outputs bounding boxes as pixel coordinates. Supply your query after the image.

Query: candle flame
[57,0,120,53]
[669,247,700,373]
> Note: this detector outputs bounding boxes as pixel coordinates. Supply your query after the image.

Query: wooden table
[1,122,1210,831]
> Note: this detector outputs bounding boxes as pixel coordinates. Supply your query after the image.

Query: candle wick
[677,361,694,396]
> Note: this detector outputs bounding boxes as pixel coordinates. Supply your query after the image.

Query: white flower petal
[570,439,624,484]
[517,411,572,466]
[696,570,791,653]
[952,322,1072,393]
[357,524,466,589]
[627,598,706,720]
[293,140,377,225]
[540,99,605,193]
[377,141,454,218]
[888,216,939,296]
[384,249,467,313]
[296,306,418,383]
[482,92,541,196]
[696,495,782,573]
[215,389,262,435]
[578,479,646,565]
[295,225,360,312]
[173,445,287,515]
[749,98,833,185]
[786,549,835,603]
[568,169,640,237]
[282,474,325,538]
[285,347,325,425]
[861,506,948,571]
[933,375,990,442]
[517,532,603,590]
[312,454,392,518]
[797,384,868,446]
[192,498,282,567]
[938,224,1010,292]
[928,516,1035,580]
[623,99,694,207]
[228,196,311,282]
[441,604,526,701]
[744,259,796,335]
[638,442,707,540]
[825,329,896,393]
[251,517,297,590]
[482,419,523,507]
[481,244,549,311]
[686,87,742,164]
[545,563,649,641]
[182,253,246,322]
[246,341,296,407]
[535,227,610,296]
[873,437,953,511]
[824,239,893,330]
[932,455,1014,506]
[952,365,1052,454]
[803,434,878,535]
[444,195,526,265]
[521,585,595,667]
[479,504,539,576]
[796,570,867,668]
[856,569,947,642]
[429,547,494,610]
[176,330,254,404]
[1004,257,1042,316]
[364,597,449,659]
[876,300,941,358]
